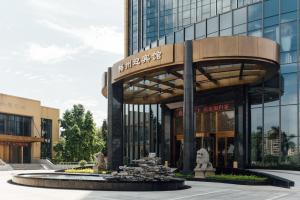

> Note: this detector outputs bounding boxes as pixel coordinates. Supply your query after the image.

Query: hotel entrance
[0,142,31,163]
[174,103,235,168]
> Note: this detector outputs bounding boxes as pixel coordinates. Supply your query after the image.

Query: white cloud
[28,0,84,18]
[38,20,123,55]
[26,43,80,64]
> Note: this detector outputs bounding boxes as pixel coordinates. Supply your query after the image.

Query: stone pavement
[1,170,300,200]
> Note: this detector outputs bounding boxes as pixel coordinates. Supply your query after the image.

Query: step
[10,164,45,170]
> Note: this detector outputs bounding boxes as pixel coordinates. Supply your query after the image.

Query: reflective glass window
[207,16,219,34]
[251,108,263,137]
[281,11,297,23]
[280,21,297,52]
[220,28,232,36]
[185,25,194,40]
[251,108,263,163]
[195,21,206,39]
[281,105,298,137]
[233,24,246,35]
[159,36,166,46]
[264,16,279,27]
[208,32,219,37]
[264,0,279,18]
[280,51,297,64]
[281,73,297,105]
[202,4,211,19]
[264,76,280,107]
[281,0,297,13]
[281,63,297,74]
[264,106,279,137]
[248,2,262,22]
[233,7,247,26]
[248,29,262,37]
[175,30,184,43]
[166,33,174,44]
[220,12,232,30]
[263,25,279,43]
[248,20,262,31]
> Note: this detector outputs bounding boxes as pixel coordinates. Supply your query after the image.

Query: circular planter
[12,173,186,191]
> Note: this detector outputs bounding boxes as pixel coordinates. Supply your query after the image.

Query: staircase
[0,159,13,171]
[9,163,46,170]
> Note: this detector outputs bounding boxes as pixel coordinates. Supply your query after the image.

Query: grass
[206,174,268,182]
[174,172,194,179]
[64,168,111,174]
[175,172,267,183]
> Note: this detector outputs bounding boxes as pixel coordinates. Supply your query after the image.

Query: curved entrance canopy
[102,36,279,104]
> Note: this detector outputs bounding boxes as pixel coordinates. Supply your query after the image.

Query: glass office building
[102,0,300,171]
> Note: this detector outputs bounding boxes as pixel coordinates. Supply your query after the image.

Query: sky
[0,0,124,126]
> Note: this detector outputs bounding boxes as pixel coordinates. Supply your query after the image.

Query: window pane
[233,24,246,35]
[248,29,262,37]
[281,63,297,74]
[166,33,174,44]
[280,51,297,64]
[207,16,219,34]
[263,25,279,43]
[264,106,279,137]
[175,30,184,43]
[264,16,279,27]
[281,21,297,52]
[220,12,232,30]
[281,11,297,24]
[264,0,279,18]
[281,105,297,137]
[251,108,263,137]
[233,7,247,26]
[185,25,194,40]
[281,0,297,13]
[251,108,263,163]
[195,21,206,38]
[248,20,262,31]
[248,2,262,22]
[281,73,297,105]
[220,28,232,36]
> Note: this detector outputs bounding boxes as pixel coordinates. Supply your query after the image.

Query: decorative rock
[107,153,174,182]
[93,152,107,172]
[194,148,215,178]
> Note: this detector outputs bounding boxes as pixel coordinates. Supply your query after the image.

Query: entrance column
[107,67,124,170]
[161,105,172,164]
[20,146,24,164]
[183,40,195,174]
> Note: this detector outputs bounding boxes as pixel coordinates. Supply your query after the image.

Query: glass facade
[0,113,32,136]
[126,0,300,167]
[128,0,263,54]
[123,104,162,162]
[41,119,52,159]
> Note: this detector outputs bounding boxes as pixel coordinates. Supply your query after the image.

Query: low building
[0,93,59,163]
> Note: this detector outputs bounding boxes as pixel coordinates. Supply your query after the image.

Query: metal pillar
[183,40,195,174]
[107,67,124,170]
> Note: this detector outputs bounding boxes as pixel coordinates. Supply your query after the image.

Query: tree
[99,120,108,156]
[54,104,104,162]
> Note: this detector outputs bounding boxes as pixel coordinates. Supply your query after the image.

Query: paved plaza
[1,170,300,200]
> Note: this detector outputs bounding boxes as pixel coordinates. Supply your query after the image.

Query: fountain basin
[12,173,186,191]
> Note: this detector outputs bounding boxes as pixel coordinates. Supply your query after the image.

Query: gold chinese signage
[112,45,175,82]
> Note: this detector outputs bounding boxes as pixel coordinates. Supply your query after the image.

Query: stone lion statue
[195,148,214,170]
[93,152,106,171]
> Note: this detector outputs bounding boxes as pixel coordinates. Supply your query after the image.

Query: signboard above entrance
[111,45,176,82]
[175,103,234,117]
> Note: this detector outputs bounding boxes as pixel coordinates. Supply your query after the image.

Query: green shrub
[79,160,87,167]
[206,174,267,182]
